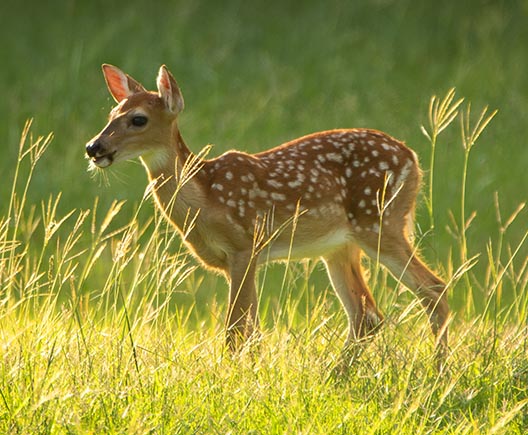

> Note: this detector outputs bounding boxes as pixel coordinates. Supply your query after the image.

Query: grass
[1,0,527,433]
[1,88,527,435]
[1,313,526,434]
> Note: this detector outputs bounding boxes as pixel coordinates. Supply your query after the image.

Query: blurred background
[0,0,526,314]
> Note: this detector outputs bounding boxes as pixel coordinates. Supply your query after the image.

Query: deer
[86,64,449,364]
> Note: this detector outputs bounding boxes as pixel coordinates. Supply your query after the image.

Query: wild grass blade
[422,89,464,229]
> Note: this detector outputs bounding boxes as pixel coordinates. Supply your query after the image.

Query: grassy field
[0,0,527,433]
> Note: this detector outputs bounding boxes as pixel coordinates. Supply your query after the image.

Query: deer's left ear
[157,65,184,114]
[102,64,146,103]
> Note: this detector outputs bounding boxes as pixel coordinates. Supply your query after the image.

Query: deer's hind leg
[359,226,449,357]
[323,243,384,346]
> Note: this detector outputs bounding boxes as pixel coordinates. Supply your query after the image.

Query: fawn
[86,64,449,360]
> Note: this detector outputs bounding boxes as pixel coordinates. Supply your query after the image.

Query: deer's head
[86,65,184,169]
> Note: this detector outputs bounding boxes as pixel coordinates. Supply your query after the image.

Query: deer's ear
[156,65,184,114]
[102,64,146,103]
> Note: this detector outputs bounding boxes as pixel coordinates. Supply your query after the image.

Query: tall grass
[0,88,527,433]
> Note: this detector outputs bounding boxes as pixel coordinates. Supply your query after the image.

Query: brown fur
[86,65,449,361]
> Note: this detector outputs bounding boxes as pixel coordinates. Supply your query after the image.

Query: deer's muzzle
[86,139,115,168]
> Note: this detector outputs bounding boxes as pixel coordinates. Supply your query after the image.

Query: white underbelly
[260,227,351,262]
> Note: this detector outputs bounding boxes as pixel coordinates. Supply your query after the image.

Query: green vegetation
[0,1,526,433]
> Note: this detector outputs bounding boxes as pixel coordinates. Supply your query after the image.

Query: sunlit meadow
[0,1,527,433]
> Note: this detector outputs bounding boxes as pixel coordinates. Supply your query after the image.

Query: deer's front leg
[226,251,259,350]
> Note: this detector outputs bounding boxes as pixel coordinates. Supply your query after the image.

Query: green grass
[1,0,527,433]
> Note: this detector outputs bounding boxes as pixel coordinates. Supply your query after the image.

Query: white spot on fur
[268,180,283,188]
[395,158,414,188]
[326,152,343,163]
[271,192,286,201]
[238,200,246,217]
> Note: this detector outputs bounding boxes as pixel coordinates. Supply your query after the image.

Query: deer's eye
[131,115,148,127]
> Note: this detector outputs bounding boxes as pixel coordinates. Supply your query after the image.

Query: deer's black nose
[86,140,102,158]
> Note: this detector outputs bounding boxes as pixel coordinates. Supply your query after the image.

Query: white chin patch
[92,156,113,169]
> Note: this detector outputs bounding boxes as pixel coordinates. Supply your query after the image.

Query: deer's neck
[140,125,207,233]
